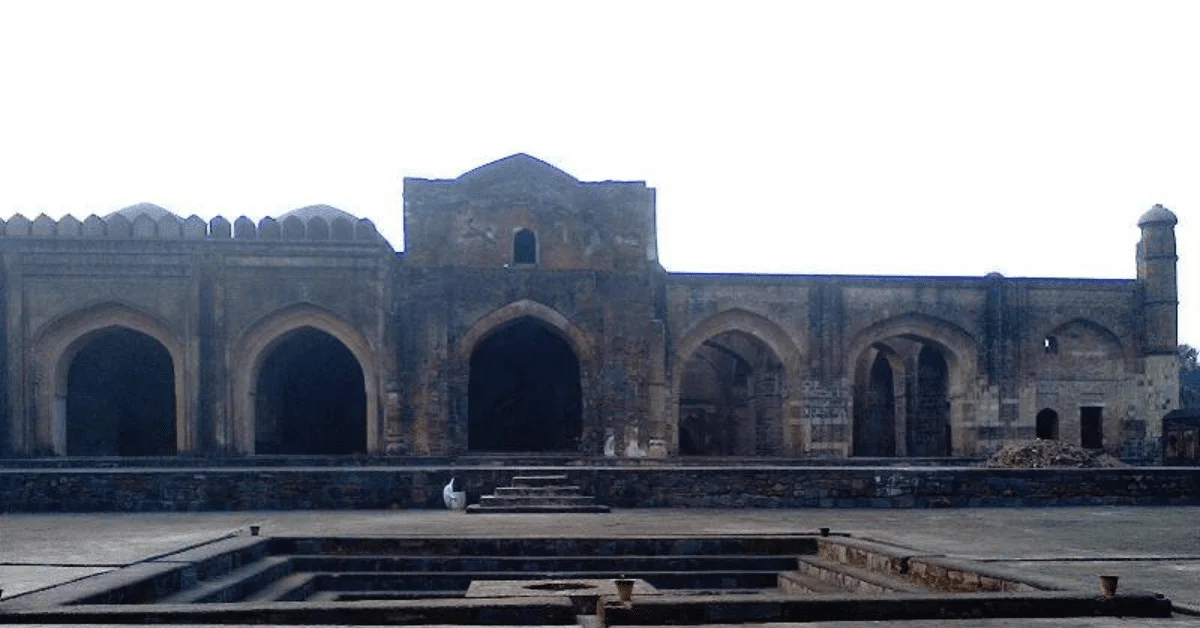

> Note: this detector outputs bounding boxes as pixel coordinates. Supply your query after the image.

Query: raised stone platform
[1,462,1198,512]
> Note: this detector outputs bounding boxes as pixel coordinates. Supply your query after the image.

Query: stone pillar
[1136,204,1180,456]
[646,319,669,457]
[754,367,782,456]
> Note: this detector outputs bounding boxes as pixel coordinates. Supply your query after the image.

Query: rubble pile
[984,439,1127,468]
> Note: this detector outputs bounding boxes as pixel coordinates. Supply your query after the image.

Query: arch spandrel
[32,302,189,456]
[672,308,804,380]
[1041,317,1135,368]
[844,312,981,377]
[231,303,381,455]
[458,300,596,363]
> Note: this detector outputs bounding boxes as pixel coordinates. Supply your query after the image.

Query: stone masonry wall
[1,465,1196,512]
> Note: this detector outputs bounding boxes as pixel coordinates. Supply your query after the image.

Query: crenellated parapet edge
[0,212,385,244]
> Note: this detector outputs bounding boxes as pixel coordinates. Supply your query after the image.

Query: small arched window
[513,229,537,265]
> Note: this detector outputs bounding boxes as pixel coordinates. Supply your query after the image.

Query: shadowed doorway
[254,328,366,455]
[468,318,582,452]
[65,327,176,456]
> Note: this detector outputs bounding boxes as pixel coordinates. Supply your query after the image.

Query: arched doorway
[253,328,367,455]
[468,318,582,452]
[853,348,899,456]
[677,330,783,456]
[65,328,176,456]
[851,331,961,457]
[1036,408,1059,440]
[911,345,951,457]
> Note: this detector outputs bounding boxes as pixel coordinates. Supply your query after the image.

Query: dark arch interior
[66,327,176,456]
[1036,408,1060,440]
[254,328,366,455]
[677,331,783,456]
[911,345,951,456]
[854,351,897,456]
[468,318,582,452]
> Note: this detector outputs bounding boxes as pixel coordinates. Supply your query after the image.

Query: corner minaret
[1137,204,1179,354]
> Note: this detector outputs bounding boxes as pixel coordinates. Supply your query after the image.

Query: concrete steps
[511,474,571,487]
[466,474,610,514]
[495,485,583,496]
[157,556,291,603]
[794,556,925,594]
[241,572,315,603]
[288,553,798,572]
[777,570,845,595]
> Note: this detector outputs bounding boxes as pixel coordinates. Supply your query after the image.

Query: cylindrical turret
[1137,204,1179,354]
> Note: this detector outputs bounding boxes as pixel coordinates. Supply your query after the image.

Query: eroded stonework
[0,155,1182,460]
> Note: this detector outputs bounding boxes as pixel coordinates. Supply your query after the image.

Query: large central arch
[232,304,380,455]
[467,318,583,451]
[34,303,189,456]
[459,300,594,453]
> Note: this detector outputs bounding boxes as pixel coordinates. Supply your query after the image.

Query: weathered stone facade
[0,154,1181,459]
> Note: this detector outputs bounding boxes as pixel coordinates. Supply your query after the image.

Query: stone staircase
[776,536,1061,596]
[465,474,611,514]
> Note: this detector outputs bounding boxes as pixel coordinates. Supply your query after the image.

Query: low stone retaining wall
[0,455,986,469]
[0,465,1197,512]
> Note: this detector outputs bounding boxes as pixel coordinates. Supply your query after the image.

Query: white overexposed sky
[0,0,1195,345]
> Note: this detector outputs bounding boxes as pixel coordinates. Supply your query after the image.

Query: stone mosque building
[0,154,1181,460]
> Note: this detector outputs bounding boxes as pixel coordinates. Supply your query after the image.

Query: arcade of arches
[254,328,367,455]
[677,330,784,456]
[853,339,952,457]
[65,328,176,456]
[468,318,583,452]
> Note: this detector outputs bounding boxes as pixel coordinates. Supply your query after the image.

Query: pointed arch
[458,300,595,363]
[672,308,804,380]
[845,312,980,377]
[1042,317,1132,364]
[845,313,981,457]
[33,301,189,455]
[669,308,803,456]
[231,303,380,454]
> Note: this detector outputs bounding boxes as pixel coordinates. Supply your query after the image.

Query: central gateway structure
[0,154,1181,460]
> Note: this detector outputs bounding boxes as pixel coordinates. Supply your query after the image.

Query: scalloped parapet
[7,214,30,236]
[183,215,206,239]
[0,211,388,244]
[258,217,281,240]
[32,214,56,236]
[234,216,257,240]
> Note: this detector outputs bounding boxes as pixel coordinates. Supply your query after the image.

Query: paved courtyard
[2,506,1199,625]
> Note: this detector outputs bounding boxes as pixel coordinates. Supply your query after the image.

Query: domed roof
[106,203,180,221]
[456,153,578,189]
[279,204,357,222]
[1138,204,1178,227]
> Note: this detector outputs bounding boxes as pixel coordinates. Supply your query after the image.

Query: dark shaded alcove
[1036,408,1059,440]
[468,318,582,452]
[254,328,366,455]
[66,327,176,456]
[910,345,951,457]
[854,351,897,456]
[677,331,783,456]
